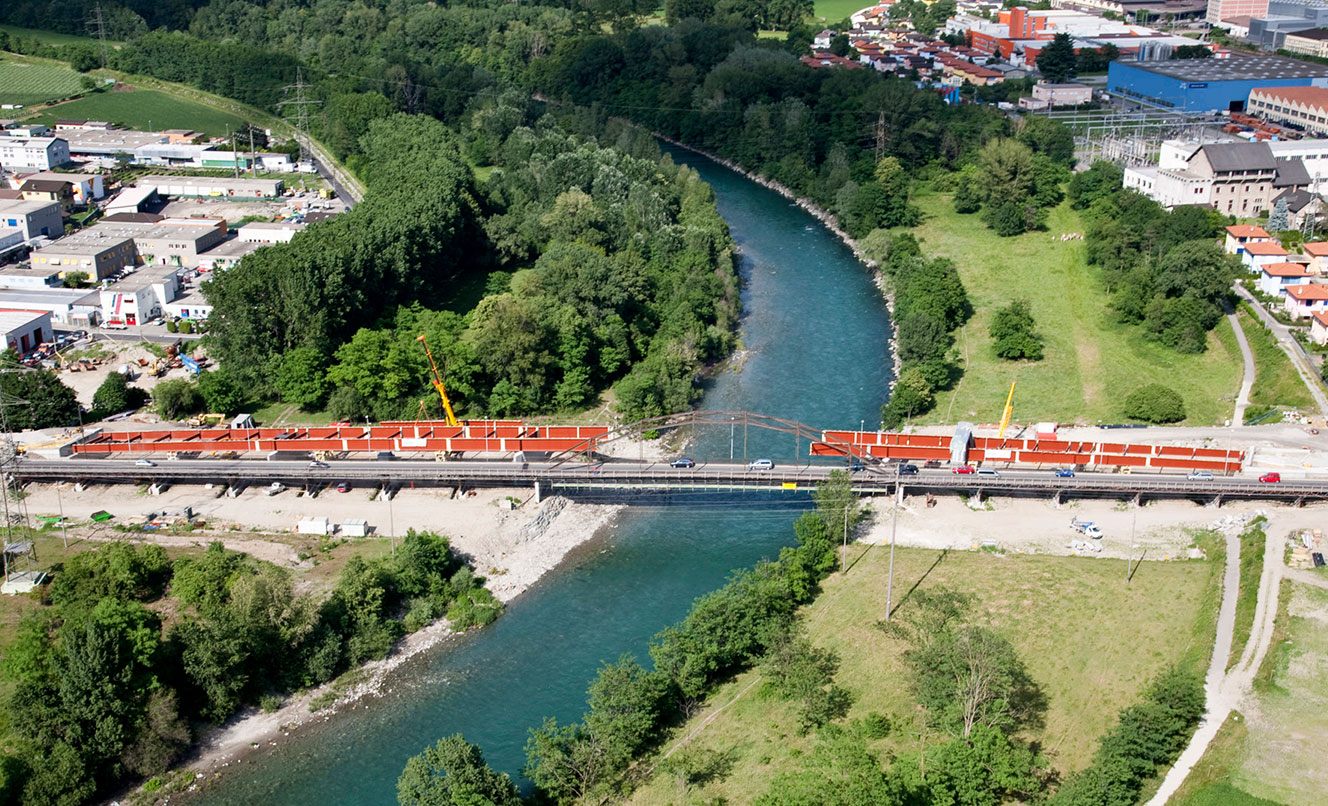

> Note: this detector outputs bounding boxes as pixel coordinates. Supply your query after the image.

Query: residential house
[1302,241,1328,273]
[1257,262,1312,296]
[814,30,836,49]
[0,136,70,170]
[11,172,104,205]
[1224,224,1271,255]
[1311,309,1328,344]
[1032,82,1092,106]
[1284,282,1328,318]
[19,179,75,213]
[1241,239,1289,272]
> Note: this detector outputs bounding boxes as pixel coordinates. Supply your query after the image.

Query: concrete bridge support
[534,480,542,504]
[73,482,87,492]
[376,485,396,501]
[148,483,166,496]
[225,484,244,498]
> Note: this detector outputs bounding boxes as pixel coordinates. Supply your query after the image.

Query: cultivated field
[0,58,85,107]
[909,194,1244,426]
[626,540,1222,805]
[1175,580,1328,806]
[27,86,249,137]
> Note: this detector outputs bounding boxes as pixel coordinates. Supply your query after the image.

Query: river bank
[656,136,902,390]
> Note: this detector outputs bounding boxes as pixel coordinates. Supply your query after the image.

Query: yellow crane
[416,334,460,427]
[997,380,1016,439]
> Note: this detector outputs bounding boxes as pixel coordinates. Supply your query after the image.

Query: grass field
[26,87,250,137]
[626,540,1222,805]
[1236,306,1316,412]
[0,24,110,48]
[1176,580,1328,806]
[813,0,867,22]
[907,194,1243,426]
[0,58,85,106]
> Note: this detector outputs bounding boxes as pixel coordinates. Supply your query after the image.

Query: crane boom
[416,334,460,428]
[997,381,1016,439]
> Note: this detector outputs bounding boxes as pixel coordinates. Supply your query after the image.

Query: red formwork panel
[1098,455,1149,467]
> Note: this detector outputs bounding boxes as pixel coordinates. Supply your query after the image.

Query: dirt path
[1234,285,1328,420]
[1148,514,1289,805]
[1228,310,1257,428]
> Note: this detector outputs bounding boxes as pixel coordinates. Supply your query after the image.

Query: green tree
[989,299,1044,360]
[397,734,521,806]
[1036,33,1078,83]
[1122,384,1185,423]
[197,369,247,414]
[760,633,853,733]
[91,371,148,414]
[62,271,89,289]
[1067,161,1123,209]
[1268,196,1290,231]
[881,366,935,429]
[812,469,858,552]
[152,378,205,419]
[756,724,897,806]
[274,346,330,409]
[583,656,663,766]
[0,354,78,429]
[525,718,614,804]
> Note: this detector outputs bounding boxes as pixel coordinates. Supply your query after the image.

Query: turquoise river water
[191,146,895,805]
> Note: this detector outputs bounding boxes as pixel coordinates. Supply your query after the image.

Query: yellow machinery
[997,381,1016,439]
[417,334,460,427]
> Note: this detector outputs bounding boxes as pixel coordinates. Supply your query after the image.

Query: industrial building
[1247,85,1328,134]
[133,175,283,199]
[236,221,306,244]
[0,287,101,324]
[30,231,137,281]
[0,199,62,242]
[0,311,52,354]
[100,267,181,327]
[1208,0,1269,25]
[1107,52,1328,111]
[1282,26,1328,56]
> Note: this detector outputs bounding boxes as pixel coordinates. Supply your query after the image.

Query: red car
[952,465,975,474]
[1259,472,1281,483]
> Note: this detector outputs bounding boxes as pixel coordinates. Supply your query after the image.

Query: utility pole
[278,68,320,167]
[249,127,256,175]
[875,111,887,162]
[231,128,239,179]
[56,485,68,550]
[884,464,901,620]
[841,504,849,573]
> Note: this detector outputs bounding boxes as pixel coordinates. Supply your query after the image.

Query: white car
[134,459,156,467]
[1187,470,1214,481]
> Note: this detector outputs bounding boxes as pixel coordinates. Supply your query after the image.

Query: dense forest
[0,532,499,805]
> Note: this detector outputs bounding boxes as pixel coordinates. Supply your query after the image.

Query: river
[191,146,894,805]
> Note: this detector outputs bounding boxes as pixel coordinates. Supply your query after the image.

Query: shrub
[1123,384,1185,423]
[179,320,194,334]
[165,319,178,333]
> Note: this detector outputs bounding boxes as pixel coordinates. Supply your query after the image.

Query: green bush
[1123,384,1186,423]
[165,319,178,333]
[179,319,194,334]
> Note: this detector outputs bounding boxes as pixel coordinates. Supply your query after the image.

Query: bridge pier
[148,483,166,496]
[73,482,87,492]
[534,480,542,504]
[376,485,395,501]
[1213,494,1223,509]
[1133,492,1142,508]
[225,483,244,498]
[1052,490,1062,508]
[1295,496,1304,508]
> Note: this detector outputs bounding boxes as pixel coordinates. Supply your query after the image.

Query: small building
[11,171,104,205]
[1242,240,1290,272]
[105,187,158,216]
[296,517,332,536]
[0,266,61,290]
[1257,262,1312,296]
[0,199,62,241]
[1311,309,1328,344]
[100,267,182,326]
[162,289,211,321]
[1224,224,1271,255]
[19,179,76,213]
[0,287,101,324]
[31,232,138,281]
[160,129,198,145]
[1031,82,1092,107]
[196,236,260,272]
[0,136,70,170]
[341,519,369,538]
[1302,241,1328,273]
[1282,27,1328,60]
[237,221,306,244]
[1284,282,1328,319]
[0,310,52,354]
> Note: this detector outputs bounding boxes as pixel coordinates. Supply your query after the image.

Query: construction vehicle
[997,381,1015,439]
[417,334,459,427]
[187,413,226,427]
[1070,518,1103,539]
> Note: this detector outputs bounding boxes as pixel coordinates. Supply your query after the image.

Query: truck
[1070,518,1104,539]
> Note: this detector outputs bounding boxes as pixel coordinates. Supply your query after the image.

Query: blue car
[1055,468,1075,478]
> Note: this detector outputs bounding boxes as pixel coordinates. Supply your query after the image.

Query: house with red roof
[1241,239,1289,272]
[1258,262,1312,296]
[1224,224,1271,255]
[1311,310,1328,344]
[1283,282,1328,319]
[1301,241,1328,274]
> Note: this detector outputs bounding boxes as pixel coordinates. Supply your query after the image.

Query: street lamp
[884,462,901,619]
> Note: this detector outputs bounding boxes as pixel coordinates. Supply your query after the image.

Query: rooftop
[0,287,100,306]
[1245,241,1290,255]
[1286,26,1328,40]
[19,180,72,194]
[1301,241,1328,256]
[1286,282,1328,300]
[1116,51,1328,82]
[1226,225,1271,238]
[0,310,49,333]
[1199,142,1278,172]
[1261,262,1311,276]
[1250,85,1328,111]
[1313,310,1328,326]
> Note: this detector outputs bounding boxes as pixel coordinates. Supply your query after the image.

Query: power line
[277,67,321,166]
[85,2,110,69]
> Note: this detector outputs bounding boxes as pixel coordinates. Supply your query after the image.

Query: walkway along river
[190,145,895,805]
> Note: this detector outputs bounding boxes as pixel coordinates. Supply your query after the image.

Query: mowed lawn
[908,194,1243,426]
[0,59,85,106]
[627,543,1221,805]
[0,25,111,47]
[1235,307,1315,411]
[27,87,249,137]
[813,0,869,22]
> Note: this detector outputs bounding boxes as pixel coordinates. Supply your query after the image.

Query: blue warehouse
[1107,52,1328,113]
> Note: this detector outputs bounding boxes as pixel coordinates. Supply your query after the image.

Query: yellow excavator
[416,334,460,427]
